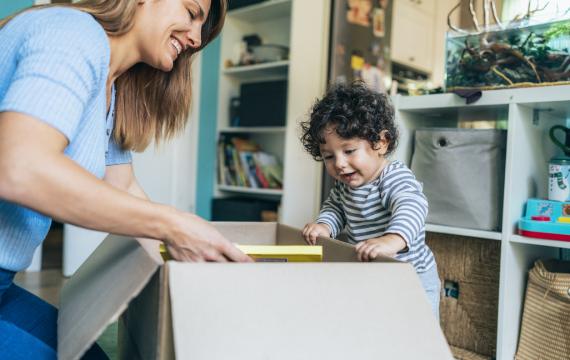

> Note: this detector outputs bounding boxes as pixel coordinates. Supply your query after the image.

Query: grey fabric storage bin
[411,128,507,231]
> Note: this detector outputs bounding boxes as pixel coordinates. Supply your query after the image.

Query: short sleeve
[0,9,109,142]
[106,137,132,165]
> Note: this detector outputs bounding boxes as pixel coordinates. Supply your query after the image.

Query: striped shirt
[0,8,131,271]
[317,160,435,273]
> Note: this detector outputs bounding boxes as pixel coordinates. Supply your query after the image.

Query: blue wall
[0,0,33,19]
[195,37,221,220]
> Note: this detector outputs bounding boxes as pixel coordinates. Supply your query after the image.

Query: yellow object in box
[159,244,322,262]
[236,245,322,262]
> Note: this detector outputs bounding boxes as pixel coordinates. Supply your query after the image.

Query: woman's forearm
[4,152,173,240]
[0,113,174,241]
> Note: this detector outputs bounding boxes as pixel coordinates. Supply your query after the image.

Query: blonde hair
[1,0,227,151]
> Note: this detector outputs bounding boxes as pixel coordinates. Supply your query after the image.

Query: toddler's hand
[302,223,331,245]
[355,238,397,262]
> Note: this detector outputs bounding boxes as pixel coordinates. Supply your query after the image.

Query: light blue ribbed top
[0,7,132,271]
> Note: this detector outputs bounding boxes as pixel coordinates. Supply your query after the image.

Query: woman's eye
[188,10,196,19]
[345,149,355,155]
[323,155,333,161]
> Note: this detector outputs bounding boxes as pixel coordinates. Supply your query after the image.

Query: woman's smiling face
[133,0,211,71]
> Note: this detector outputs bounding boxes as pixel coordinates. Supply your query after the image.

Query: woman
[0,0,250,357]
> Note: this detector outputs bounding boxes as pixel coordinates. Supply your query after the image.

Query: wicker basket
[515,259,570,360]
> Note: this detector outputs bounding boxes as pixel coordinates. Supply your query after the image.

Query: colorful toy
[548,125,570,202]
[518,198,570,242]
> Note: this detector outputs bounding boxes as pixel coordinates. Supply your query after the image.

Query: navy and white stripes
[317,161,435,272]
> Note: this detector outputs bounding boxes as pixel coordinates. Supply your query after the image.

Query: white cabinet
[213,0,329,227]
[394,85,570,360]
[215,0,292,198]
[391,0,436,73]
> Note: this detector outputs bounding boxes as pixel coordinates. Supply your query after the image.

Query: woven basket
[450,346,490,360]
[515,260,570,360]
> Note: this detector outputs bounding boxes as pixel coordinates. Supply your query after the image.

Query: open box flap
[58,235,160,360]
[317,235,399,263]
[213,222,399,263]
[167,261,452,359]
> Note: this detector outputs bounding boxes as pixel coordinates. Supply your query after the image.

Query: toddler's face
[319,127,388,188]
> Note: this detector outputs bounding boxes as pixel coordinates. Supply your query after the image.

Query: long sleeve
[382,166,428,249]
[316,182,346,238]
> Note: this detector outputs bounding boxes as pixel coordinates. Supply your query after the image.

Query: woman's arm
[103,163,148,200]
[0,112,250,262]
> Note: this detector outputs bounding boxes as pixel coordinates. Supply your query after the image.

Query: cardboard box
[58,222,452,360]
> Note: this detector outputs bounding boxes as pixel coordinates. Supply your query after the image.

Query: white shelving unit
[219,126,286,134]
[223,60,289,79]
[214,0,293,204]
[393,85,570,360]
[425,224,502,241]
[511,234,570,250]
[227,0,292,22]
[206,0,330,227]
[217,185,283,197]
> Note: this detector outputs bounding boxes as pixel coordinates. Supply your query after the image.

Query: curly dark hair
[300,81,398,161]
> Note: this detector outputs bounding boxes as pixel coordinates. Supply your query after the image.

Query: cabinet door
[391,0,434,73]
[410,0,435,16]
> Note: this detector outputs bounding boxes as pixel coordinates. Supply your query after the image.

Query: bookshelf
[217,185,283,197]
[222,60,289,79]
[201,0,330,226]
[212,0,292,220]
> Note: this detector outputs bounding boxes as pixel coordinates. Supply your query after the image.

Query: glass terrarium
[445,17,570,91]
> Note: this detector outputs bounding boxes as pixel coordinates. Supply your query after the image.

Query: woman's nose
[187,25,202,49]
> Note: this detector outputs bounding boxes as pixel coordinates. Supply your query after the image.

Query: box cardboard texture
[58,222,452,360]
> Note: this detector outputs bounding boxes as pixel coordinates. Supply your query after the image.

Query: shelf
[219,127,286,134]
[228,0,292,22]
[510,234,570,249]
[396,84,570,115]
[217,185,283,197]
[223,61,289,79]
[426,224,502,241]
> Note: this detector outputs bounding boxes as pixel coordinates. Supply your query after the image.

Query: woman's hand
[302,222,331,245]
[355,234,407,261]
[165,211,252,262]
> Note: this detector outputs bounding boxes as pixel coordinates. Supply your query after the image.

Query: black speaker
[238,80,287,127]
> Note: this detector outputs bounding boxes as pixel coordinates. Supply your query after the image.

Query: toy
[548,125,570,201]
[518,198,570,242]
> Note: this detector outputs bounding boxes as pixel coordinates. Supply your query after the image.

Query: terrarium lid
[550,156,570,164]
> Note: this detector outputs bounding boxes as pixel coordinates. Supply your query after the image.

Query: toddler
[300,82,440,318]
